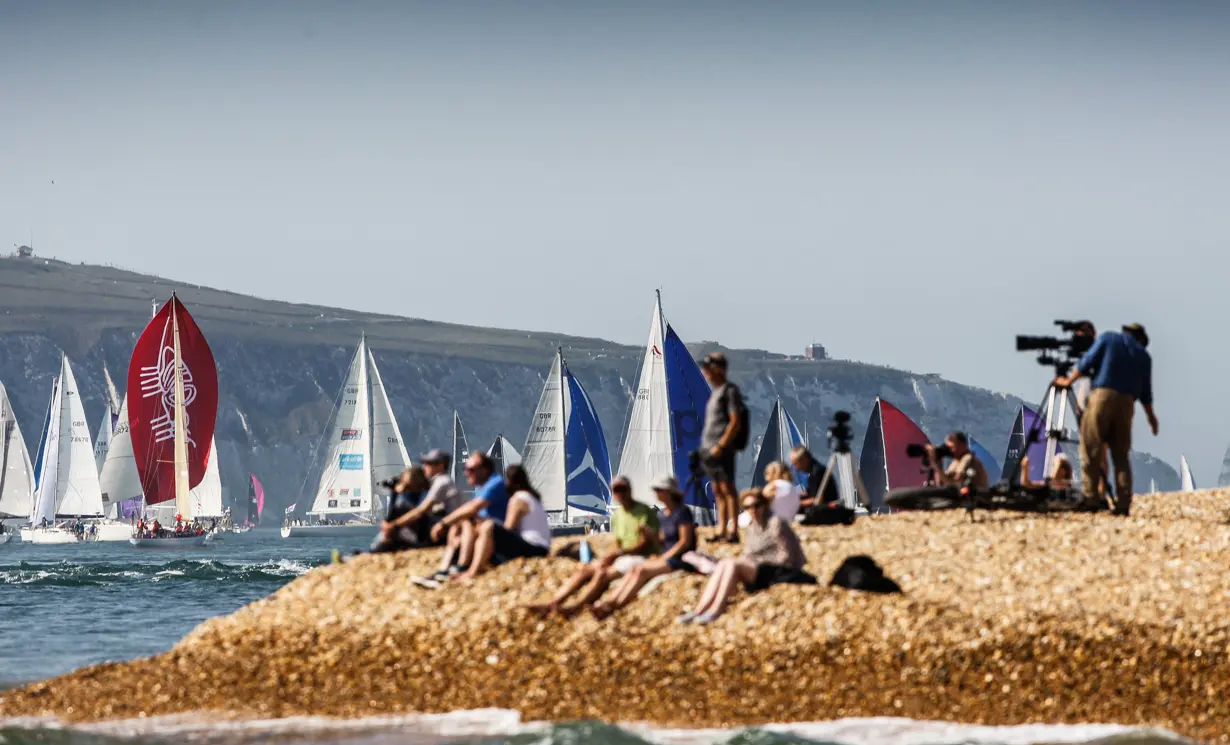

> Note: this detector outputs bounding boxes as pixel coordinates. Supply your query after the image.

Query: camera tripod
[1021,380,1115,506]
[813,440,873,514]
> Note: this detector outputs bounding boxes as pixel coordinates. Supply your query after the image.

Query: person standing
[699,352,747,543]
[1054,322,1158,515]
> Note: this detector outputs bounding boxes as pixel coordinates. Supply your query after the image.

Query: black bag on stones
[829,554,902,594]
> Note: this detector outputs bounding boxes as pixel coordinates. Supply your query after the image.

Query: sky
[2,1,1228,482]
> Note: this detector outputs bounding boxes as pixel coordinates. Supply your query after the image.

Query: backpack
[727,384,751,451]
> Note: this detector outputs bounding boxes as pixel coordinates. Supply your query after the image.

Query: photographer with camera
[699,352,748,543]
[1054,323,1157,515]
[922,432,989,491]
[369,466,432,553]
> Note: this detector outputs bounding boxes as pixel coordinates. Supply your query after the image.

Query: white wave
[626,718,1192,745]
[0,710,1191,745]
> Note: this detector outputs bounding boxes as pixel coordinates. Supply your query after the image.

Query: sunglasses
[743,501,766,510]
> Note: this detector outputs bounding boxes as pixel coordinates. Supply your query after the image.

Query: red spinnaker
[879,399,931,492]
[127,296,218,505]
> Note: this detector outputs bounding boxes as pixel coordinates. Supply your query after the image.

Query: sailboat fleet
[0,291,1209,546]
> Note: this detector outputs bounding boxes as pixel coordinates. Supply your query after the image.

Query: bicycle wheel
[884,485,964,511]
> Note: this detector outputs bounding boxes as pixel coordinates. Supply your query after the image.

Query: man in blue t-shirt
[1055,323,1159,515]
[428,452,509,577]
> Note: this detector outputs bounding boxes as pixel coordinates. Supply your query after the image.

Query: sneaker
[676,611,697,624]
[727,535,740,545]
[695,612,720,625]
[410,576,442,590]
[447,564,466,576]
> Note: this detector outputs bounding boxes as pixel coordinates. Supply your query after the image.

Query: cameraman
[1054,322,1157,515]
[924,432,989,491]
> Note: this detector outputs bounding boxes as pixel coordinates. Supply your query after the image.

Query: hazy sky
[3,1,1228,481]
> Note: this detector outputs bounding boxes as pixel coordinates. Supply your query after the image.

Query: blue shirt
[1077,331,1153,405]
[474,473,510,521]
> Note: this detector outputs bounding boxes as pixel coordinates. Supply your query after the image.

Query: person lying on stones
[590,475,697,619]
[451,465,552,584]
[526,475,659,617]
[424,452,510,581]
[679,488,814,625]
[1019,452,1076,490]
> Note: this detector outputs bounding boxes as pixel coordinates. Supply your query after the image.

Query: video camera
[905,442,952,467]
[1015,320,1095,375]
[378,478,398,491]
[827,411,854,453]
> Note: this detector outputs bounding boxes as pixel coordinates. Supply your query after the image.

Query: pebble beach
[5,492,1230,743]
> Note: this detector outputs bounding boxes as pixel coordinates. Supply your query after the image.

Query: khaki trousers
[1079,387,1135,504]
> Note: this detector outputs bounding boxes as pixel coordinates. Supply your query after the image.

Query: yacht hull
[281,523,378,539]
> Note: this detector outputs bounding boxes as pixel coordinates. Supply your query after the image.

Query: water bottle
[579,539,593,564]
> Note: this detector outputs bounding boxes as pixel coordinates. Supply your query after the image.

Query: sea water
[0,531,1190,745]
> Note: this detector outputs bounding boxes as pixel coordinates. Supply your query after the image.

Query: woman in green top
[526,476,658,617]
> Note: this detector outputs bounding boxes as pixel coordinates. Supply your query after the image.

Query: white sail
[617,297,674,507]
[31,379,62,525]
[368,350,410,489]
[189,437,224,518]
[98,396,143,518]
[1150,477,1158,494]
[93,408,112,474]
[0,382,35,519]
[93,364,122,473]
[309,341,371,515]
[522,353,567,512]
[451,411,471,490]
[55,356,105,517]
[488,436,522,468]
[1180,455,1196,491]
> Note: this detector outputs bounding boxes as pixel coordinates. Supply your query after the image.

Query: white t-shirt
[510,491,551,549]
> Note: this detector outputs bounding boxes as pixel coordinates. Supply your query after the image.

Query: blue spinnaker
[662,325,714,514]
[563,369,613,514]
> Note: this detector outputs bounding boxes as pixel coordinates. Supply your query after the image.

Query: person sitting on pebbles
[679,488,814,625]
[590,475,697,619]
[526,475,659,617]
[450,465,552,584]
[424,452,510,581]
[738,461,802,528]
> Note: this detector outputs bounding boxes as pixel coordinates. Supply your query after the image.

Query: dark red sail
[126,296,218,505]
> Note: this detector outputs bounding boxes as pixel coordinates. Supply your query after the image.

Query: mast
[558,348,569,525]
[171,295,192,519]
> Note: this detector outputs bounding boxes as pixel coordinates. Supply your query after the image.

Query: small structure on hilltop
[804,342,827,360]
[14,245,33,259]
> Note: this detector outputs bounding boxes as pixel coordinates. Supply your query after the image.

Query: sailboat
[1000,405,1064,485]
[1150,478,1158,494]
[21,355,107,544]
[0,382,35,544]
[521,349,614,530]
[92,364,122,474]
[234,472,264,532]
[750,398,807,488]
[128,295,220,548]
[617,292,715,522]
[451,410,471,494]
[282,338,410,538]
[1179,455,1196,491]
[1219,444,1230,487]
[858,397,930,513]
[487,434,522,476]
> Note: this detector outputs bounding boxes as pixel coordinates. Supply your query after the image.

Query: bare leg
[690,559,733,615]
[454,521,496,583]
[526,565,596,615]
[716,481,738,540]
[698,558,757,618]
[593,560,672,617]
[559,567,619,616]
[436,524,464,573]
[455,520,476,567]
